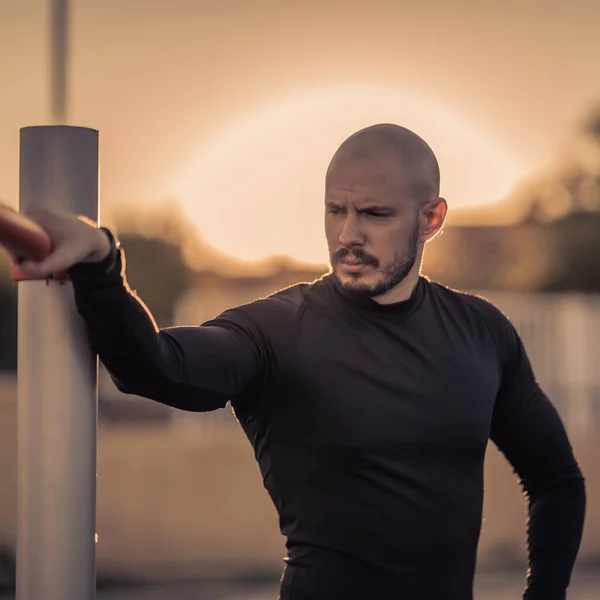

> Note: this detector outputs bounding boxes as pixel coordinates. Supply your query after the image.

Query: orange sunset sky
[1,0,599,262]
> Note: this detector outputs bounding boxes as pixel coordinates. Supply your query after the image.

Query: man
[16,124,585,600]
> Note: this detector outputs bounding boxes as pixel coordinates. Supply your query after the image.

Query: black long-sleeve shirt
[69,232,585,600]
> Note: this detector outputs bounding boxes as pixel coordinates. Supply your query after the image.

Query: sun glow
[177,84,524,263]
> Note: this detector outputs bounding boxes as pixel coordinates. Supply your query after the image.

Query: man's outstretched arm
[69,228,270,411]
[490,319,585,600]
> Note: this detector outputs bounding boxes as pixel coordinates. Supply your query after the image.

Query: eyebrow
[325,200,396,214]
[359,205,394,212]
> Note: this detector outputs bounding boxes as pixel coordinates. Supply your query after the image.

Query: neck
[372,272,420,304]
[372,253,424,305]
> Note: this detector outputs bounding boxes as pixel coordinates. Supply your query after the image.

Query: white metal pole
[16,125,99,600]
[51,0,68,124]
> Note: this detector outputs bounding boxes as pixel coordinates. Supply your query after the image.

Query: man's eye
[328,207,344,215]
[366,212,389,218]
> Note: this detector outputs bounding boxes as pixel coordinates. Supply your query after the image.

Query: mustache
[332,247,380,268]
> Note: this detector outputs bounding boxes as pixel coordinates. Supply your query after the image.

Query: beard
[329,222,420,301]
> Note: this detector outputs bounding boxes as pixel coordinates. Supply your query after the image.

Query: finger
[17,247,78,278]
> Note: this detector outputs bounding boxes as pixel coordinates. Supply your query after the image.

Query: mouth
[338,259,371,273]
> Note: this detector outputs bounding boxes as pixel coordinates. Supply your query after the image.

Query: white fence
[173,290,600,438]
[482,291,600,438]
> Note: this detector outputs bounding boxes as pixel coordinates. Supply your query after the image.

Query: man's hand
[14,206,111,279]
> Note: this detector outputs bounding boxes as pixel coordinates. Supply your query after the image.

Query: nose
[338,212,364,247]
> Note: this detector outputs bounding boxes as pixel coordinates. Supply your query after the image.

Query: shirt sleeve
[489,314,586,600]
[69,232,272,412]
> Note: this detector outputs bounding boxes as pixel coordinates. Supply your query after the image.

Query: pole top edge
[20,125,99,134]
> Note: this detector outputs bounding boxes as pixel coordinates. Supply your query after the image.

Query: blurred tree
[113,200,195,327]
[583,103,600,140]
[521,104,600,292]
[118,233,192,327]
[535,212,600,293]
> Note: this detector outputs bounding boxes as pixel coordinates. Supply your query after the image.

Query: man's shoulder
[251,275,327,314]
[263,279,318,308]
[212,276,328,332]
[426,278,512,331]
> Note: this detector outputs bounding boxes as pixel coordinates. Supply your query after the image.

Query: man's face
[325,150,422,300]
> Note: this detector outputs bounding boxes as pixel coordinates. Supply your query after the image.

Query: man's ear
[421,197,447,241]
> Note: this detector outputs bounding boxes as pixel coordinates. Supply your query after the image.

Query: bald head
[326,124,441,206]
